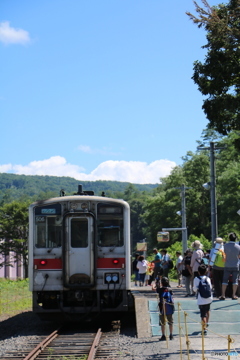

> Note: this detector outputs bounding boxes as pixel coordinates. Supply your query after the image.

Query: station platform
[130,282,240,339]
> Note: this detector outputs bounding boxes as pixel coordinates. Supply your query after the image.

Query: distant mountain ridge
[0,173,158,203]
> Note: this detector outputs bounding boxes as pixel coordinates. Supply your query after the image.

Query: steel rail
[23,329,60,360]
[87,328,102,360]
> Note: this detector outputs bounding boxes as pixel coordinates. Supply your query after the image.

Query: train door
[64,214,94,286]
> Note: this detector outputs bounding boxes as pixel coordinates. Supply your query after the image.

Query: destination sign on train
[41,209,56,214]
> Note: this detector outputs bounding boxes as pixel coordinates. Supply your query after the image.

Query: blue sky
[0,0,221,184]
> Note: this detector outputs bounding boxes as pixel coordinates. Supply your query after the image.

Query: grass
[0,278,32,316]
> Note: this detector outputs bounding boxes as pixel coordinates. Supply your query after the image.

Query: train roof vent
[74,184,94,196]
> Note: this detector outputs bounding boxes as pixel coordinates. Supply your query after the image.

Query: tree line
[0,130,239,276]
[0,173,156,205]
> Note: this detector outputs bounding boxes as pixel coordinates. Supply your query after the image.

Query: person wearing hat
[190,240,204,279]
[209,238,225,298]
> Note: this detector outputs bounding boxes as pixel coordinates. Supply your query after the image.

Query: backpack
[168,258,174,269]
[214,249,225,268]
[198,276,211,298]
[158,287,175,315]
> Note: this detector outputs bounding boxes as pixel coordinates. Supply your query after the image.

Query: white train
[28,185,133,321]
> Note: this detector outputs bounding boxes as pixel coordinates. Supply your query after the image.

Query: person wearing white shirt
[136,255,148,287]
[193,264,213,335]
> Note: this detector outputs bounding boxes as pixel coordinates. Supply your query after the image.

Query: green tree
[142,131,240,252]
[0,201,30,278]
[121,184,148,251]
[214,133,240,235]
[143,152,212,252]
[186,0,240,137]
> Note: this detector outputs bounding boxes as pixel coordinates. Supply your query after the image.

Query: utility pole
[178,184,191,254]
[210,142,218,245]
[163,184,190,254]
[180,184,188,254]
[198,141,225,245]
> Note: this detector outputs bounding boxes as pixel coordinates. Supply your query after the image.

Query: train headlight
[112,274,118,282]
[81,203,88,210]
[70,202,78,210]
[40,260,47,265]
[112,259,119,265]
[106,275,112,282]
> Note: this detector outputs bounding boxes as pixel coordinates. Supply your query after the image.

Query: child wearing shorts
[193,264,213,335]
[155,277,174,341]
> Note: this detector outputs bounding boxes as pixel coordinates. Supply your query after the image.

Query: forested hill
[0,173,158,203]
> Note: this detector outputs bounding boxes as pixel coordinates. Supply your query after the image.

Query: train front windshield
[35,217,62,248]
[34,204,62,248]
[97,204,124,247]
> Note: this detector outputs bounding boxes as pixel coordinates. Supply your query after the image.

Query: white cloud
[0,164,13,173]
[87,160,176,183]
[0,21,31,45]
[12,156,85,178]
[0,156,176,184]
[78,144,120,156]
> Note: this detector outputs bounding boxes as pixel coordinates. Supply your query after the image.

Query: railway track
[1,326,121,360]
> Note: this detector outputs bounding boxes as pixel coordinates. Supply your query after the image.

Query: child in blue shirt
[155,277,174,341]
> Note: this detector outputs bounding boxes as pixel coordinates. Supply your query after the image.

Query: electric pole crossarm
[162,228,187,231]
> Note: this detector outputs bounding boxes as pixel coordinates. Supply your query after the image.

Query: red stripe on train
[34,258,62,270]
[97,258,125,268]
[34,258,125,269]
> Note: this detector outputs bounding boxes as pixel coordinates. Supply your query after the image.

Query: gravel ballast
[1,310,239,360]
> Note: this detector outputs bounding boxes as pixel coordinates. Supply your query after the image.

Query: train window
[98,205,122,215]
[71,218,88,248]
[97,220,123,247]
[97,203,124,247]
[35,216,62,248]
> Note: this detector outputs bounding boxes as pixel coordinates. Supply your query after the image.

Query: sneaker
[204,330,207,336]
[169,334,173,340]
[159,335,166,341]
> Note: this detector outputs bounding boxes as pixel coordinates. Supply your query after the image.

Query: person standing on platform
[219,232,240,300]
[151,248,162,280]
[136,255,148,287]
[146,261,154,286]
[190,240,204,278]
[209,238,225,298]
[132,253,140,286]
[182,249,194,297]
[155,277,174,341]
[176,251,183,288]
[193,264,213,336]
[161,249,170,278]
